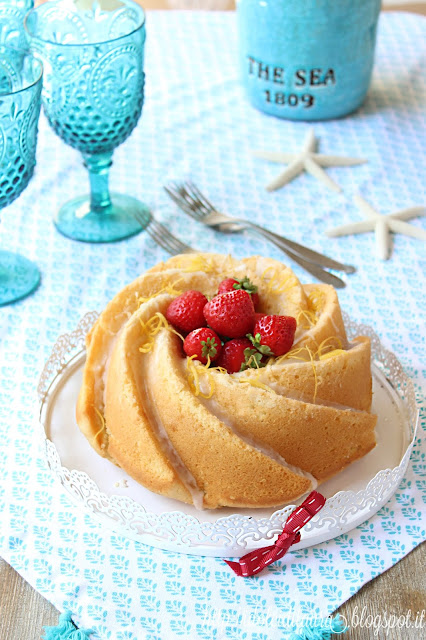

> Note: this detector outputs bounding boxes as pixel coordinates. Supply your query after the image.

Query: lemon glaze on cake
[76,254,377,509]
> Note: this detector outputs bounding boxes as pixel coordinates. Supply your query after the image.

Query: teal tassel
[42,611,94,640]
[289,615,347,639]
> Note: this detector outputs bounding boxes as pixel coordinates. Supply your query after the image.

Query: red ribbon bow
[225,491,325,577]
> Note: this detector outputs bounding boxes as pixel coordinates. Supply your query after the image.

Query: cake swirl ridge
[76,254,377,509]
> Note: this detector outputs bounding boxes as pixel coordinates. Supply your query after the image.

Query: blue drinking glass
[0,46,42,306]
[25,0,149,243]
[0,0,34,50]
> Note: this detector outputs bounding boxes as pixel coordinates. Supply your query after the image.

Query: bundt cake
[76,253,377,509]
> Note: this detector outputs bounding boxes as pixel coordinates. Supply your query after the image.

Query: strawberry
[217,276,260,309]
[203,289,255,339]
[183,328,222,365]
[166,290,208,334]
[215,338,261,374]
[250,314,297,357]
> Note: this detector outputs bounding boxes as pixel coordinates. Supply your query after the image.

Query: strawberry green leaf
[201,337,218,359]
[233,276,258,295]
[246,333,274,357]
[240,347,266,371]
[246,332,259,347]
[257,344,274,356]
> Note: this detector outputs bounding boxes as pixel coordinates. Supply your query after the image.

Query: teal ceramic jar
[236,0,381,120]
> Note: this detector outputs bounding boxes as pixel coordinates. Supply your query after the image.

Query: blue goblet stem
[83,152,113,213]
[25,0,149,243]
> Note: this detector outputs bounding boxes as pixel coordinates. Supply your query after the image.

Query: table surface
[1,543,425,639]
[1,4,425,640]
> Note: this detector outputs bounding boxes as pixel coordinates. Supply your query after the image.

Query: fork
[133,210,195,255]
[164,182,354,288]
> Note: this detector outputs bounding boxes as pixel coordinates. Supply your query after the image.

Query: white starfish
[252,128,367,193]
[326,195,426,260]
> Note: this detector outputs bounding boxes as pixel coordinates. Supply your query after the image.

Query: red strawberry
[166,290,208,334]
[216,338,260,374]
[251,315,297,357]
[217,276,259,309]
[183,328,222,365]
[203,289,255,339]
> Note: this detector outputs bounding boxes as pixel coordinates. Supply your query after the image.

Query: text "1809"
[264,91,314,108]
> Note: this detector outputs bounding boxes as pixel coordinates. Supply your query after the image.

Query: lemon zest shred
[143,310,183,341]
[139,312,183,354]
[220,254,236,277]
[276,336,345,365]
[284,345,319,403]
[260,266,296,296]
[202,374,215,399]
[317,336,344,360]
[307,288,326,315]
[186,354,200,395]
[296,309,317,330]
[138,276,185,306]
[164,276,186,296]
[239,369,274,393]
[186,355,215,399]
[92,407,106,443]
[274,346,319,402]
[275,345,312,364]
[138,326,154,353]
[306,346,318,404]
[208,366,228,375]
[138,293,155,306]
[179,255,215,274]
[246,353,262,369]
[164,324,184,342]
[319,349,346,360]
[318,335,343,351]
[139,316,160,353]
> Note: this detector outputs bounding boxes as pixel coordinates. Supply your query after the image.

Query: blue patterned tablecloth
[0,10,425,640]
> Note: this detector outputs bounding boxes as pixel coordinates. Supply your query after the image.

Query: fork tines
[134,211,195,255]
[165,181,215,219]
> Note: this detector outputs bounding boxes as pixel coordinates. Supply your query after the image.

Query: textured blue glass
[0,46,41,208]
[0,0,34,50]
[25,0,150,243]
[0,45,42,305]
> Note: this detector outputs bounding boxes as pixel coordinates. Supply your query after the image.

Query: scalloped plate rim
[38,311,419,557]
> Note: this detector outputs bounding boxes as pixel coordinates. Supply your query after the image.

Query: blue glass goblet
[0,46,42,306]
[25,0,149,243]
[0,0,34,50]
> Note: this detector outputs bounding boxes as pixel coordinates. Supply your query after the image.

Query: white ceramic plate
[38,312,419,557]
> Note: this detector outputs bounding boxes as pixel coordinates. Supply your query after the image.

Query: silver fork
[133,210,195,255]
[165,182,355,288]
